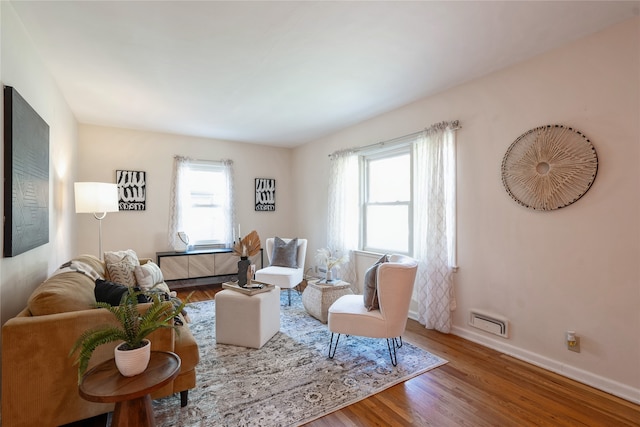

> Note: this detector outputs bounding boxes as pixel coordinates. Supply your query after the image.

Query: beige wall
[0,3,79,325]
[1,0,638,404]
[76,125,295,260]
[293,18,640,402]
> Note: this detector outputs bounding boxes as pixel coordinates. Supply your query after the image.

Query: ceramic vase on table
[114,339,151,377]
[326,269,334,283]
[238,257,251,287]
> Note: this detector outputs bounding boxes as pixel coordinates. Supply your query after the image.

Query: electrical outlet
[568,336,580,352]
[567,331,581,353]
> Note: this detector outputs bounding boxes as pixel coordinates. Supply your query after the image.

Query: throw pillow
[134,261,164,290]
[363,254,388,311]
[94,279,149,306]
[271,237,298,268]
[104,249,140,287]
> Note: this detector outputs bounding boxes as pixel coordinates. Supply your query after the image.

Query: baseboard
[407,310,639,404]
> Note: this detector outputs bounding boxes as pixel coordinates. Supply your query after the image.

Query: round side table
[79,351,181,427]
[302,279,353,323]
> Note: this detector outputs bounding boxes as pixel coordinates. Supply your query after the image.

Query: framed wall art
[116,170,146,211]
[3,86,50,257]
[255,178,275,211]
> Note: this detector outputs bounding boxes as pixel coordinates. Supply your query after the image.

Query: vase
[114,339,151,377]
[326,269,334,283]
[238,257,251,287]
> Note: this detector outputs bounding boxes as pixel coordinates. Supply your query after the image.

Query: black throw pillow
[94,279,149,306]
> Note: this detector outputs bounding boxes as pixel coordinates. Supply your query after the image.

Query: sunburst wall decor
[501,124,598,211]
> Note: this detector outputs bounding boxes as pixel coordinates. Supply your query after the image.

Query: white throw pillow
[134,261,165,290]
[104,249,140,287]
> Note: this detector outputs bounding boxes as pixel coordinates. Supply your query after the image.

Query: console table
[156,248,263,282]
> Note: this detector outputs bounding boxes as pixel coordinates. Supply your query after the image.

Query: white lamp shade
[74,182,119,213]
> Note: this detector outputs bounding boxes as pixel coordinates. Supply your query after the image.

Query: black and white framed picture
[255,178,275,211]
[116,170,146,211]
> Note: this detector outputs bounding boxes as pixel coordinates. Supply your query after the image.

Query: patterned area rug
[153,291,447,427]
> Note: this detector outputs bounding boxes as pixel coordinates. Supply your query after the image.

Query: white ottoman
[215,286,281,349]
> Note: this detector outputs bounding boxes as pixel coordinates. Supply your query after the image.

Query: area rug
[152,291,447,427]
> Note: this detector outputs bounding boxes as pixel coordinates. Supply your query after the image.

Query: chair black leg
[328,333,341,359]
[180,390,188,407]
[386,337,400,366]
[287,288,292,305]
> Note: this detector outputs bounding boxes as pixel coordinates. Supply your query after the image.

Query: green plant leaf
[69,286,192,383]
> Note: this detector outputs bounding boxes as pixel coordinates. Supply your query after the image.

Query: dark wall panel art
[3,86,50,257]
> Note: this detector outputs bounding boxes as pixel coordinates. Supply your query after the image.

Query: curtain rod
[328,120,460,158]
[174,155,233,165]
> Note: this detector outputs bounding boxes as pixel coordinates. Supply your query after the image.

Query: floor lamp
[74,182,119,259]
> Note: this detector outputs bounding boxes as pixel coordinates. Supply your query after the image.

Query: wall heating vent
[469,310,509,338]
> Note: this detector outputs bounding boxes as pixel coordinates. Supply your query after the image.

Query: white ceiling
[9,1,639,147]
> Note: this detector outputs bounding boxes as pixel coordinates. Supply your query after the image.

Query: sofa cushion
[363,254,388,311]
[27,254,137,316]
[271,237,298,268]
[28,266,97,316]
[104,249,140,287]
[134,261,164,290]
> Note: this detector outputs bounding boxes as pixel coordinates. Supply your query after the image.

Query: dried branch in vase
[233,230,261,257]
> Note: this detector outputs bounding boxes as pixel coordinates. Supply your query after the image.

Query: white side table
[302,279,353,323]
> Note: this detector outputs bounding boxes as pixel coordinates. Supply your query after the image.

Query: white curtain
[168,156,191,250]
[327,149,359,285]
[221,159,236,245]
[414,122,458,333]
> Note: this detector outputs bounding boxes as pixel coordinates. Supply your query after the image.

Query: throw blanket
[52,259,190,324]
[146,286,191,324]
[53,260,104,281]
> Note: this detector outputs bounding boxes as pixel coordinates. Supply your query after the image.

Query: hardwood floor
[176,283,640,427]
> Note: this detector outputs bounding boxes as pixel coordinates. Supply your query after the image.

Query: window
[362,147,412,254]
[181,161,233,246]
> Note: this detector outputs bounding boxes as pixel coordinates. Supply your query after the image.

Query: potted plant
[70,286,189,383]
[315,248,349,283]
[233,230,261,286]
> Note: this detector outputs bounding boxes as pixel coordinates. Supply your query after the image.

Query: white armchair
[327,254,418,365]
[255,238,307,305]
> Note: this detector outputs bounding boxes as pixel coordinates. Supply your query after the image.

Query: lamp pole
[93,212,107,260]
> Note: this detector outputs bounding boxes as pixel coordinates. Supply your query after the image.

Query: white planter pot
[114,339,151,377]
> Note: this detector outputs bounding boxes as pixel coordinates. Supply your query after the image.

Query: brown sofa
[1,254,199,427]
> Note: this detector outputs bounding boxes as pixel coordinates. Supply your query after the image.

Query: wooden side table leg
[111,394,156,427]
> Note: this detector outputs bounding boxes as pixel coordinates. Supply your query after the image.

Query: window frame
[360,145,414,256]
[183,160,230,247]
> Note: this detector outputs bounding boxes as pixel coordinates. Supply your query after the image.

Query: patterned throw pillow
[271,237,298,268]
[363,254,388,311]
[134,261,164,290]
[104,249,140,287]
